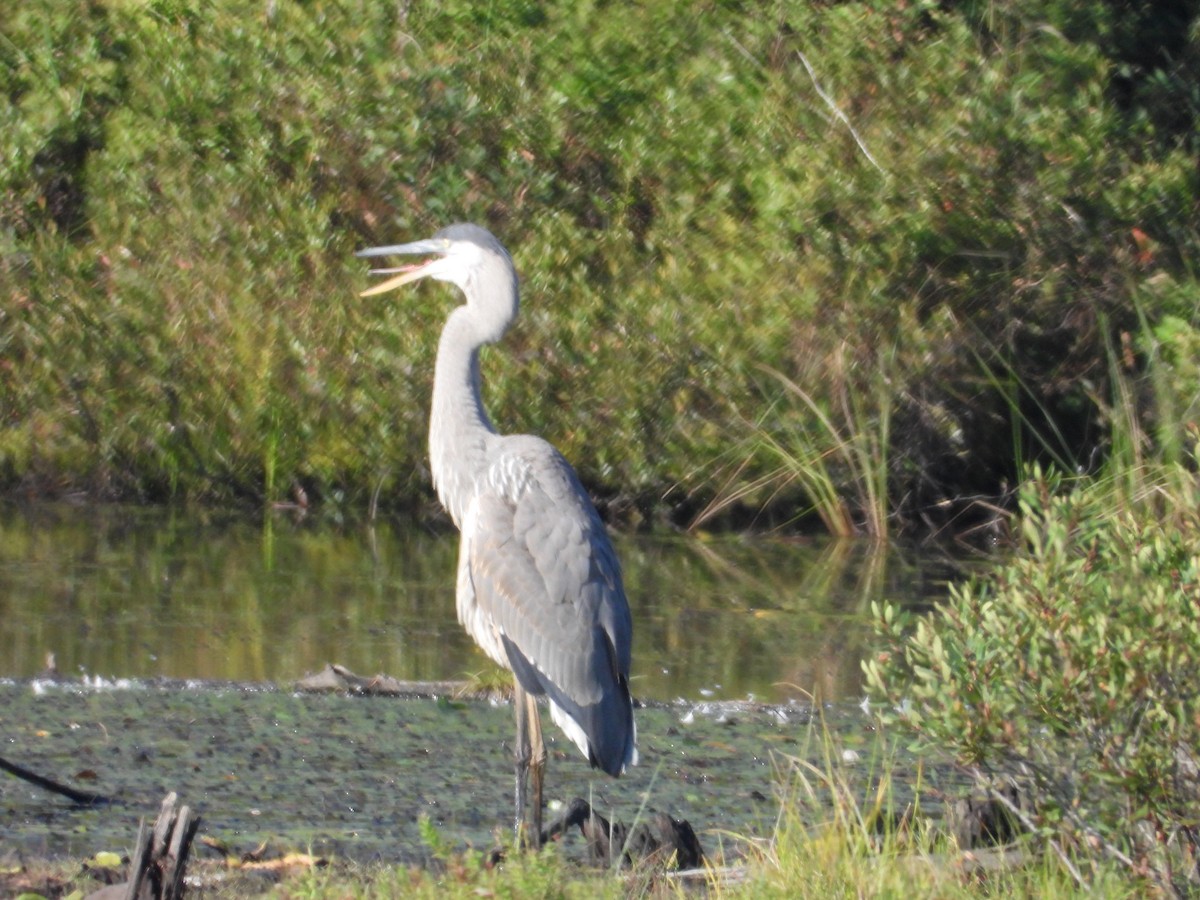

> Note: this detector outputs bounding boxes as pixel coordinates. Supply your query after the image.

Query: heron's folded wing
[466,443,631,706]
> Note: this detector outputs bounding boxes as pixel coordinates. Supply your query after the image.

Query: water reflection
[0,504,956,701]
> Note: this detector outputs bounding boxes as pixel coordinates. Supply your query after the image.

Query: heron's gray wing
[464,437,634,773]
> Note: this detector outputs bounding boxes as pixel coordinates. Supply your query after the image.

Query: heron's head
[356,223,515,300]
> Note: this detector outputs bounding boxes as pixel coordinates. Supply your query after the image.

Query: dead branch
[0,753,111,806]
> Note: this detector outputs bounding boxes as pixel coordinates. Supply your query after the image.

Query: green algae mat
[1,680,866,865]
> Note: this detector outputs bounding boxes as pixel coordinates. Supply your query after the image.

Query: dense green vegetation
[3,0,1197,532]
[5,0,1200,895]
[868,462,1200,894]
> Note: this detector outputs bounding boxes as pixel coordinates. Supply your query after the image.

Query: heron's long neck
[430,307,498,527]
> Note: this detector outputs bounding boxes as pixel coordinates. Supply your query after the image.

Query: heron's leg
[526,690,546,848]
[513,681,532,843]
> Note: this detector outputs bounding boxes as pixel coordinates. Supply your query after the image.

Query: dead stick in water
[0,753,112,805]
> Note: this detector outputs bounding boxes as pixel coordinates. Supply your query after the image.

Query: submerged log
[295,663,476,698]
[541,797,704,869]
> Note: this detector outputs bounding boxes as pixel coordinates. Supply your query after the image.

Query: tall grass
[697,343,895,538]
[977,282,1200,517]
[269,717,1139,899]
[721,712,1139,898]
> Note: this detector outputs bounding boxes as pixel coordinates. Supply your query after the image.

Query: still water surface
[0,503,964,702]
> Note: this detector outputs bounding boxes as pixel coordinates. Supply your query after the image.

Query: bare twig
[982,779,1086,887]
[721,30,882,173]
[795,50,883,173]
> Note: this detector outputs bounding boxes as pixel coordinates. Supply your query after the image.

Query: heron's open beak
[355,238,446,297]
[357,264,433,297]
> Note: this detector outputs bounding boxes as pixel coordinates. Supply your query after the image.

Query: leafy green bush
[2,0,1199,525]
[865,465,1200,891]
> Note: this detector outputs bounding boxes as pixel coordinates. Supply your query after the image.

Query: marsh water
[0,503,961,701]
[0,503,968,863]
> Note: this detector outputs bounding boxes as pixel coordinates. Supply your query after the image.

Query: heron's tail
[502,633,636,776]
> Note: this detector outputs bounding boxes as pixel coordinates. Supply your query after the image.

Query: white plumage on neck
[428,248,519,527]
[430,309,493,526]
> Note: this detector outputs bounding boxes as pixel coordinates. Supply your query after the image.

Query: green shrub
[865,465,1200,892]
[2,0,1200,524]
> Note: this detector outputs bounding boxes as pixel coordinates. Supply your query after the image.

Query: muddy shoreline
[3,676,906,867]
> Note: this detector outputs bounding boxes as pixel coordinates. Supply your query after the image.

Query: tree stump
[85,792,200,900]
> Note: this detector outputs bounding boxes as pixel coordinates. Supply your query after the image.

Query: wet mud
[0,678,875,865]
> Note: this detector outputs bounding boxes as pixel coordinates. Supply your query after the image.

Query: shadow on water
[0,503,974,863]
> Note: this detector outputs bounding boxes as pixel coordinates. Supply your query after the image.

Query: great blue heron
[357,223,637,844]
